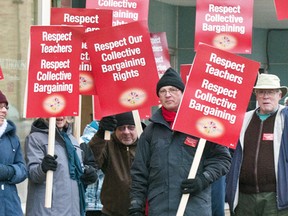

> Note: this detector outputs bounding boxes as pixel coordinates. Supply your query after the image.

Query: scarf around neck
[60,130,85,216]
[162,106,177,127]
[0,119,7,138]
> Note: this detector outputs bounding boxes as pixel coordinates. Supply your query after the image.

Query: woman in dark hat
[0,90,27,216]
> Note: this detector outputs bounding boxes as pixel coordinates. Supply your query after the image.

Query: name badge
[184,137,198,147]
[263,133,274,141]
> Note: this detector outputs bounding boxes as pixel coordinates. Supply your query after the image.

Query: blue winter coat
[130,108,231,216]
[0,120,27,216]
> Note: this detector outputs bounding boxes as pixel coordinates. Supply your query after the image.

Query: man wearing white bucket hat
[226,73,288,215]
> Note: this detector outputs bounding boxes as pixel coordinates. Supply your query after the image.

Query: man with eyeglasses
[226,73,288,215]
[129,68,231,216]
[89,111,144,216]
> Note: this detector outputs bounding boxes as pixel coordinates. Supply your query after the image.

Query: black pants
[86,210,102,216]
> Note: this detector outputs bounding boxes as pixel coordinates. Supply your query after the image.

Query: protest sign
[173,43,260,149]
[0,66,3,80]
[86,21,159,117]
[93,95,151,120]
[274,0,288,20]
[150,32,171,78]
[51,8,112,95]
[86,0,149,26]
[24,25,83,118]
[180,64,192,85]
[195,0,254,54]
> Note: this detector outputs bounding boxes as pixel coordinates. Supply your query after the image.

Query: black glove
[97,116,117,139]
[181,174,210,195]
[128,208,145,216]
[41,154,58,173]
[0,164,15,181]
[81,165,97,185]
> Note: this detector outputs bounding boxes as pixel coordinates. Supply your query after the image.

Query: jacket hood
[5,120,16,136]
[29,118,73,136]
[30,118,49,134]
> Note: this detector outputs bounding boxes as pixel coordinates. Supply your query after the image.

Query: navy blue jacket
[0,120,27,216]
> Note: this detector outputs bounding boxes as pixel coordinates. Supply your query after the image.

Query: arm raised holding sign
[89,111,145,216]
[96,115,117,140]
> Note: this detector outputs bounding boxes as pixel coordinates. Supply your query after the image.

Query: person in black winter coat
[129,68,231,216]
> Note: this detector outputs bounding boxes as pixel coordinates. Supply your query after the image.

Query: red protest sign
[150,32,171,78]
[195,0,254,54]
[0,66,3,80]
[24,26,83,118]
[86,21,159,117]
[51,8,113,95]
[93,95,151,120]
[180,64,192,85]
[86,0,149,26]
[274,0,288,20]
[51,8,112,32]
[92,95,102,120]
[173,43,260,149]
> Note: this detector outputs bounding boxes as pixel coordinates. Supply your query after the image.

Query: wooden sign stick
[176,138,206,216]
[45,117,56,208]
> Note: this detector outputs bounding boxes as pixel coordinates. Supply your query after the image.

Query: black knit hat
[0,90,8,105]
[115,111,135,127]
[156,68,185,96]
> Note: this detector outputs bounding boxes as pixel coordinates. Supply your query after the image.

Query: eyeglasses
[255,89,280,97]
[117,125,136,132]
[0,104,9,110]
[159,87,180,96]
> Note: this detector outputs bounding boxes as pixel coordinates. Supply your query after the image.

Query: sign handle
[45,117,56,208]
[132,110,143,138]
[104,130,111,140]
[176,138,206,216]
[73,95,82,143]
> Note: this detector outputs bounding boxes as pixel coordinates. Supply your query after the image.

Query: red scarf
[162,106,176,127]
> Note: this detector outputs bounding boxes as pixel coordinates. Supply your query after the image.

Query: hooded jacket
[0,120,27,216]
[80,122,104,212]
[130,108,231,216]
[25,118,83,216]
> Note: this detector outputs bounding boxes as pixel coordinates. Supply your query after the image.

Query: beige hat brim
[253,86,288,98]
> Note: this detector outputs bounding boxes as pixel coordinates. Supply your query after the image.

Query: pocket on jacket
[148,183,165,211]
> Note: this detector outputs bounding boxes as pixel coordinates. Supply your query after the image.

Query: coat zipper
[254,121,263,193]
[127,146,131,167]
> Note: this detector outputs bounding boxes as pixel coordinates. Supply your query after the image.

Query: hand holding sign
[173,43,260,215]
[97,116,117,140]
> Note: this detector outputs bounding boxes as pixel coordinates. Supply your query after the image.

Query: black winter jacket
[130,108,231,216]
